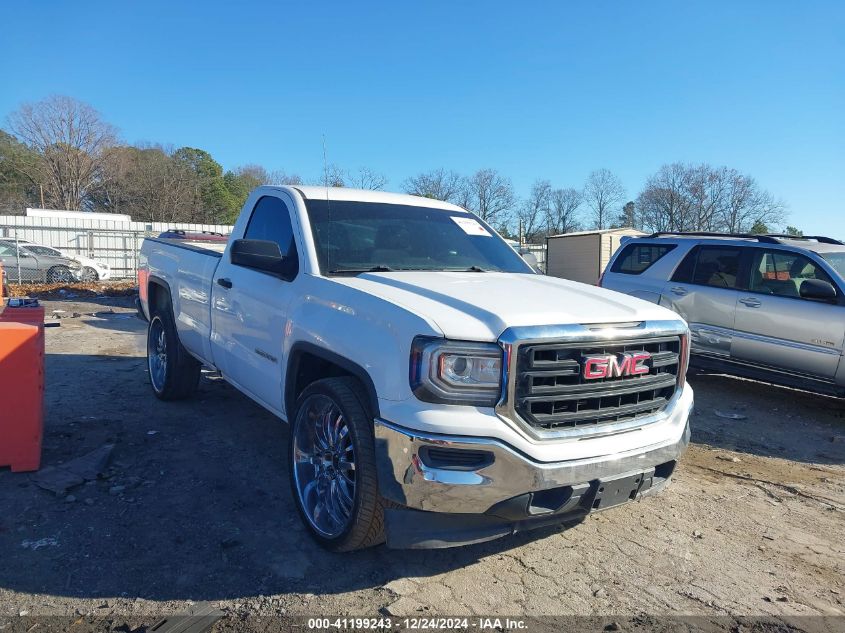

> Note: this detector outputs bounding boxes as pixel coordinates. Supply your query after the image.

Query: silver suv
[601,232,845,397]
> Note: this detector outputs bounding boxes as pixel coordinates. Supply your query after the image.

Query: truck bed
[141,237,222,366]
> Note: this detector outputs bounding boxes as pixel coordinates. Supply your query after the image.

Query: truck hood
[331,271,682,341]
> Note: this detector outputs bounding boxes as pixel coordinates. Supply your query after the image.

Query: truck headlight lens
[410,337,503,406]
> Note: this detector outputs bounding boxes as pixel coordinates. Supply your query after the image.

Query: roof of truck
[285,186,468,213]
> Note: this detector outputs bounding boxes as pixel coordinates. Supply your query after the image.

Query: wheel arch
[286,342,380,419]
[146,275,173,318]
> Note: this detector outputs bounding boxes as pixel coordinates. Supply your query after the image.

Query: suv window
[673,245,742,289]
[749,249,834,298]
[242,195,299,278]
[611,243,676,275]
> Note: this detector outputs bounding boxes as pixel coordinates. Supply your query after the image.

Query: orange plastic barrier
[0,305,45,472]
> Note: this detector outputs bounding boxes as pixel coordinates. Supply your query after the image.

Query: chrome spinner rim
[148,318,167,392]
[292,394,356,538]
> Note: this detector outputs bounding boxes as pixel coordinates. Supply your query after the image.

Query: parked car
[601,232,845,397]
[0,239,82,283]
[138,186,693,551]
[6,239,110,281]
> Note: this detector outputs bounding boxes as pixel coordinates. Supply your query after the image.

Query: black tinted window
[611,243,676,274]
[304,200,532,275]
[242,196,299,278]
[691,246,742,289]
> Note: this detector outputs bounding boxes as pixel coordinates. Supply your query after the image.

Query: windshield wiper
[434,266,489,272]
[329,265,395,274]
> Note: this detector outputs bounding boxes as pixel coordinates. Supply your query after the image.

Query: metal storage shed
[545,228,645,285]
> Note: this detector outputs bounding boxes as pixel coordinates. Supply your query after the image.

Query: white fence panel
[0,216,233,280]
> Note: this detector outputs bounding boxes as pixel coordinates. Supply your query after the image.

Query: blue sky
[1,1,843,235]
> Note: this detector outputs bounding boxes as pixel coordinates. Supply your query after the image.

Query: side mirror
[800,278,837,301]
[230,239,287,275]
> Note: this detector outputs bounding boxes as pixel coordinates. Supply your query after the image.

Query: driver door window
[749,250,834,299]
[240,196,299,280]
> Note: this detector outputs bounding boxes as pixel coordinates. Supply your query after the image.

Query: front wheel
[79,266,99,282]
[289,377,386,552]
[46,265,74,283]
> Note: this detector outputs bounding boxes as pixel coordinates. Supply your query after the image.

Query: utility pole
[39,185,45,208]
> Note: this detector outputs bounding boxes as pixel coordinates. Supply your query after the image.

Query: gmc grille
[514,336,680,431]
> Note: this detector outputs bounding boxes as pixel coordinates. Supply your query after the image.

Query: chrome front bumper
[374,398,692,516]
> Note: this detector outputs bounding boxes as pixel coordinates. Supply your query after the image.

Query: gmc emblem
[583,352,651,380]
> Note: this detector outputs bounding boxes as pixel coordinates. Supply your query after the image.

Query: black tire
[80,266,99,282]
[146,297,201,401]
[46,265,73,283]
[289,376,386,552]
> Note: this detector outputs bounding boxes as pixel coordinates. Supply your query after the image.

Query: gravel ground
[0,295,843,631]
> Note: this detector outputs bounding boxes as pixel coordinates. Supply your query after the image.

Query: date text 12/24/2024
[307,618,528,631]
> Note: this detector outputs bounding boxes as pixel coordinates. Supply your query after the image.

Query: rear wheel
[289,377,386,552]
[46,265,73,283]
[147,301,201,400]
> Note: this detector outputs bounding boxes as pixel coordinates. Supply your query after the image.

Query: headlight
[410,337,503,406]
[68,260,82,270]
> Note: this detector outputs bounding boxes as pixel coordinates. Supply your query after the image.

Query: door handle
[739,297,761,308]
[216,278,233,289]
[670,286,687,296]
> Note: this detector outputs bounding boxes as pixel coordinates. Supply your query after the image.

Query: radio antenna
[322,134,332,273]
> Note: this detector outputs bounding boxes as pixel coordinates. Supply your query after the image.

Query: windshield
[304,200,533,275]
[821,252,845,278]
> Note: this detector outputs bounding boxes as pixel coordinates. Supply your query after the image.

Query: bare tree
[462,168,515,226]
[322,163,346,188]
[7,95,118,210]
[636,163,694,232]
[637,163,786,234]
[719,169,785,233]
[516,179,551,244]
[547,188,582,234]
[266,169,303,185]
[348,167,388,191]
[94,144,199,223]
[584,168,625,230]
[402,168,463,202]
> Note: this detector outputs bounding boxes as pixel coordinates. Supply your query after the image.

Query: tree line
[0,96,791,237]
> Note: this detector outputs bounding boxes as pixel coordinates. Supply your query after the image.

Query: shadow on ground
[686,370,845,466]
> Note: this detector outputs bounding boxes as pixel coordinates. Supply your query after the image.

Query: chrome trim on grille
[496,320,689,440]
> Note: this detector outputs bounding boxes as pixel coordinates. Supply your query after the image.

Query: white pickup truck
[138,186,693,551]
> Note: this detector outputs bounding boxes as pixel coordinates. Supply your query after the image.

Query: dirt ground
[1,294,843,631]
